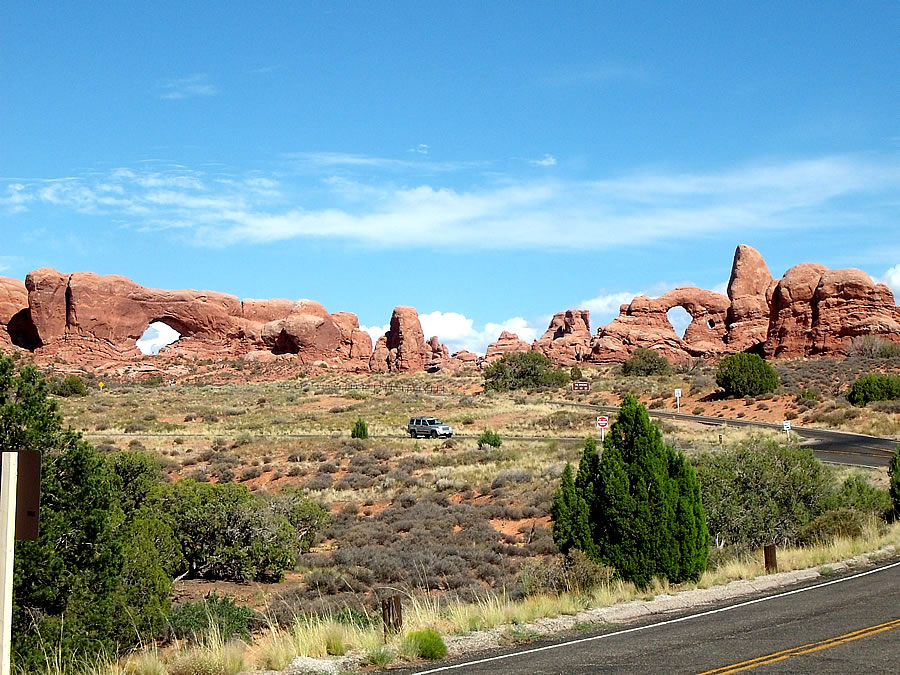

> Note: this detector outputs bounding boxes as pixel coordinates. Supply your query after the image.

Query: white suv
[408,416,453,438]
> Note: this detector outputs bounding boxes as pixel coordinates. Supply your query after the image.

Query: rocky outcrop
[0,277,29,349]
[484,331,532,363]
[533,310,592,365]
[766,266,900,357]
[368,306,431,372]
[588,288,730,363]
[724,244,775,352]
[4,244,898,375]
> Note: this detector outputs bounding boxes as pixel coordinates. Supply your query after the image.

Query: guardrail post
[382,595,402,641]
[764,543,777,574]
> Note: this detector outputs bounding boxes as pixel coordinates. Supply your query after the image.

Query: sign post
[596,415,609,443]
[782,419,791,440]
[0,453,17,675]
[674,388,682,414]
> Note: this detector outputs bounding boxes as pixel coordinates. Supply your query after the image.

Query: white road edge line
[413,558,900,674]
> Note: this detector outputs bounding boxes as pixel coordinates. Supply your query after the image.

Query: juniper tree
[551,395,708,588]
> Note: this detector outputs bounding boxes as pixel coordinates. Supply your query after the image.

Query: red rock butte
[1,245,897,375]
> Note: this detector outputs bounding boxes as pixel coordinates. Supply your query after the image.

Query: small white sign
[783,420,791,431]
[597,416,609,429]
[674,388,682,398]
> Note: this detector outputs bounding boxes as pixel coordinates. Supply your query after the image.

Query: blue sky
[2,2,898,354]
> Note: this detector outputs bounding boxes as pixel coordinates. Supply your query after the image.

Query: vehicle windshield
[427,418,442,425]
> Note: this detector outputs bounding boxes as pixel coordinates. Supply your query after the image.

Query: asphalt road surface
[402,559,900,675]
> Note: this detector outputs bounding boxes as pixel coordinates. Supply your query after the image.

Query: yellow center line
[697,618,900,674]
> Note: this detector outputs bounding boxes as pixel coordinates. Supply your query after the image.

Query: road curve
[400,558,900,674]
[553,401,899,468]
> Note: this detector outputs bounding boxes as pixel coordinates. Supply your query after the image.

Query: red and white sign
[572,380,590,392]
[596,416,609,429]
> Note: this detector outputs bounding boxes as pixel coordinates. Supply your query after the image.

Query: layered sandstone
[368,306,431,372]
[0,277,29,349]
[533,310,592,365]
[724,244,775,352]
[484,331,532,363]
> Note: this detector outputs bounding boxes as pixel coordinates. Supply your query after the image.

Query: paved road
[402,559,900,674]
[554,402,899,468]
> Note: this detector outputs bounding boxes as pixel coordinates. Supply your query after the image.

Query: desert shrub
[50,374,89,397]
[491,468,532,489]
[796,509,866,546]
[846,373,900,406]
[552,401,707,587]
[570,365,584,381]
[402,629,447,661]
[165,593,254,641]
[153,480,300,582]
[622,347,672,376]
[477,429,502,449]
[824,473,892,518]
[351,417,369,439]
[848,335,900,358]
[693,437,832,549]
[715,353,779,397]
[124,421,146,433]
[796,388,819,403]
[519,550,613,596]
[482,351,569,392]
[890,448,900,519]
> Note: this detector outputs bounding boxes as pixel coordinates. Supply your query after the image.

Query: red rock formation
[0,277,29,349]
[724,244,775,351]
[368,306,430,372]
[484,331,532,363]
[590,288,729,363]
[533,310,592,364]
[766,266,900,357]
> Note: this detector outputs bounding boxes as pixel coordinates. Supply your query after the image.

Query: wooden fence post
[764,543,777,574]
[382,595,402,641]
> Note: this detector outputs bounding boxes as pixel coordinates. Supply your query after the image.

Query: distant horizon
[3,2,898,355]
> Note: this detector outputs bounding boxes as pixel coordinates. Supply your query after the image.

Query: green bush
[477,428,502,449]
[351,417,369,439]
[693,437,832,549]
[715,353,779,397]
[403,629,448,660]
[483,351,570,392]
[890,447,900,519]
[622,348,673,376]
[846,373,900,406]
[166,593,254,641]
[552,398,708,588]
[824,473,892,518]
[570,365,584,381]
[1,356,173,670]
[796,509,866,546]
[50,374,89,397]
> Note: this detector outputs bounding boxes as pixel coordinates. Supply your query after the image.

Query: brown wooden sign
[572,380,590,392]
[14,451,41,540]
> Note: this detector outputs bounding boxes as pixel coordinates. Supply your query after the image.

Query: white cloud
[881,264,900,296]
[360,323,389,346]
[530,154,557,167]
[410,144,430,155]
[160,74,218,100]
[419,311,542,355]
[711,281,728,296]
[579,291,636,322]
[136,322,181,355]
[5,154,898,254]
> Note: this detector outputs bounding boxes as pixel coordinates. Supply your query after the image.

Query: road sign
[597,416,609,429]
[674,388,682,398]
[572,380,590,392]
[783,420,791,432]
[674,388,682,413]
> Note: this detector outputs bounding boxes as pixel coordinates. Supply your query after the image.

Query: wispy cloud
[409,144,430,155]
[541,63,649,88]
[160,74,218,100]
[529,154,557,167]
[881,264,900,296]
[3,154,898,255]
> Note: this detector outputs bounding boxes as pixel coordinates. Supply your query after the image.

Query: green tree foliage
[715,352,779,397]
[890,447,900,519]
[549,463,592,556]
[166,593,254,641]
[846,373,900,406]
[693,437,832,549]
[49,373,89,397]
[551,398,708,587]
[1,357,172,670]
[570,365,584,381]
[824,473,892,519]
[477,428,502,449]
[482,351,570,392]
[155,479,299,582]
[622,347,673,376]
[351,417,369,439]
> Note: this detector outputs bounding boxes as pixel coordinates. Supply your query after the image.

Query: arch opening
[137,321,181,355]
[666,306,692,339]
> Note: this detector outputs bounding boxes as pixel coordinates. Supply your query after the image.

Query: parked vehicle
[408,416,453,438]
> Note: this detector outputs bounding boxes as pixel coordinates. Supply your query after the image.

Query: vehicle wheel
[430,430,437,438]
[409,430,416,438]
